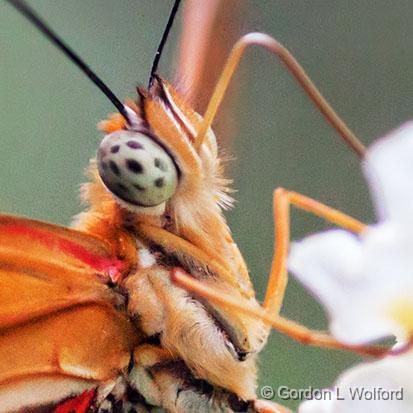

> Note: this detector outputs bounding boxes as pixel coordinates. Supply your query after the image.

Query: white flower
[289,122,413,345]
[298,352,413,413]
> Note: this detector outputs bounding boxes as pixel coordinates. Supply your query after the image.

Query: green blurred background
[1,1,413,410]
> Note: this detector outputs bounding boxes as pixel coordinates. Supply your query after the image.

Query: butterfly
[0,1,387,412]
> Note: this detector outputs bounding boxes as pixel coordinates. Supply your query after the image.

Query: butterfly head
[96,75,225,216]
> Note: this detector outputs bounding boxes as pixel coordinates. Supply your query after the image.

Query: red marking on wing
[2,223,125,282]
[53,389,95,413]
[58,237,124,282]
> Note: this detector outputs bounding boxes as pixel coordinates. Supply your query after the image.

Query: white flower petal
[288,121,413,345]
[288,229,361,289]
[358,223,413,342]
[298,352,413,413]
[363,121,413,223]
[289,228,400,344]
[334,352,413,412]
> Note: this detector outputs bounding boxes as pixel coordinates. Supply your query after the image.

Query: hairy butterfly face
[97,130,178,208]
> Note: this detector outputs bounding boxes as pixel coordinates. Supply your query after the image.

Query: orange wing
[0,215,139,411]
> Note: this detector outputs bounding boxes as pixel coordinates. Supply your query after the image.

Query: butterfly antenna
[6,0,131,124]
[148,0,182,88]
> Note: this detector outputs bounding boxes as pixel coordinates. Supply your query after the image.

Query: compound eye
[97,130,178,207]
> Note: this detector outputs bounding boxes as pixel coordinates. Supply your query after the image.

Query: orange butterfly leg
[263,187,366,315]
[258,188,378,353]
[171,189,385,357]
[195,33,366,158]
[171,269,384,357]
[136,221,240,290]
[254,399,293,413]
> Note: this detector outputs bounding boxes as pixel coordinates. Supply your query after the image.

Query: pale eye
[97,130,178,207]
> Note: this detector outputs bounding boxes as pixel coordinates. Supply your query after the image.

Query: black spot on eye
[110,145,120,153]
[154,177,165,188]
[134,184,146,191]
[101,162,108,170]
[127,140,144,150]
[154,158,167,171]
[126,159,143,174]
[110,161,120,176]
[117,183,128,192]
